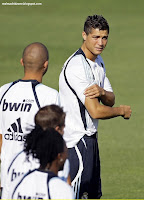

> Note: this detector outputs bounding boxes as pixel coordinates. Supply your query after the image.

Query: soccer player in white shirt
[2,105,71,199]
[0,42,60,192]
[59,14,132,199]
[10,127,74,199]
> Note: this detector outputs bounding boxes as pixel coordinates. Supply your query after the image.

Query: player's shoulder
[96,55,105,67]
[49,176,70,187]
[0,82,13,93]
[10,169,37,199]
[0,82,13,87]
[17,168,37,183]
[35,84,60,106]
[63,50,87,77]
[49,177,74,198]
[36,83,58,95]
[8,151,25,173]
[64,49,85,67]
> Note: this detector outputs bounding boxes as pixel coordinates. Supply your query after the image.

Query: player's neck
[22,73,42,83]
[45,162,59,176]
[81,44,97,62]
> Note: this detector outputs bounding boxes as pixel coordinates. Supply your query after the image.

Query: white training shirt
[1,151,39,199]
[2,150,70,199]
[10,169,75,199]
[0,79,60,187]
[59,48,113,148]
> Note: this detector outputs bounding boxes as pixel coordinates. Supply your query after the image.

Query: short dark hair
[35,105,65,131]
[84,14,109,35]
[24,126,65,168]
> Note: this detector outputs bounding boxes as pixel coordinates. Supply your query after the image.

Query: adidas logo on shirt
[4,118,26,141]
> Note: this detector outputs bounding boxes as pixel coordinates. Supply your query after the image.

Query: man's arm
[85,96,131,120]
[84,84,115,107]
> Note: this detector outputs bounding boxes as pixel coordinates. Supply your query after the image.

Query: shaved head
[22,42,49,72]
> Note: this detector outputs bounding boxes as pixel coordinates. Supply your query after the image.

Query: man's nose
[98,38,103,45]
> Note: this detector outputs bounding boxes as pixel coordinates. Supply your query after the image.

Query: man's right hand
[120,105,132,119]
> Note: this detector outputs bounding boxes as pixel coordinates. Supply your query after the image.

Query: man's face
[83,28,109,57]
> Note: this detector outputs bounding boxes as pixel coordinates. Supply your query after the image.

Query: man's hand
[84,84,105,99]
[84,84,115,107]
[120,105,132,119]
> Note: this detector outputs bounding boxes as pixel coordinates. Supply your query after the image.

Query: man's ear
[55,126,64,136]
[44,60,48,68]
[82,31,87,41]
[57,153,64,163]
[20,58,24,66]
[55,126,60,132]
[43,60,48,74]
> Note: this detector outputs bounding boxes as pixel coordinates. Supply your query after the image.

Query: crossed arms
[84,84,131,120]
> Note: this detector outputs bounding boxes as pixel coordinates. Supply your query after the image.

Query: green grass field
[0,0,144,198]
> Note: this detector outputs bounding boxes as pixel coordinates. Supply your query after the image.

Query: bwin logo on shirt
[17,193,43,199]
[11,169,24,182]
[4,118,26,142]
[2,99,32,112]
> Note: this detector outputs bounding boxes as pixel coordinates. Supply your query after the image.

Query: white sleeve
[65,56,95,104]
[96,55,113,92]
[49,178,75,199]
[58,159,70,181]
[43,91,60,106]
[55,92,60,106]
[103,76,113,92]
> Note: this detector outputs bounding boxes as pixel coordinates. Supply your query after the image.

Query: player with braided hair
[10,127,74,199]
[2,105,71,199]
[24,126,66,170]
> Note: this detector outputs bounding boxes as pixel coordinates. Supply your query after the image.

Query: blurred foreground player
[10,127,74,199]
[2,105,71,199]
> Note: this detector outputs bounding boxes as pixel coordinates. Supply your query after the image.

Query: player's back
[11,169,75,199]
[2,151,70,199]
[2,151,39,199]
[0,79,59,187]
[8,151,39,182]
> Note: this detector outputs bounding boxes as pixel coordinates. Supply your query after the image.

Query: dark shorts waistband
[84,132,97,139]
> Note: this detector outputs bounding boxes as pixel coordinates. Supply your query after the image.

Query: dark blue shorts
[68,134,102,199]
